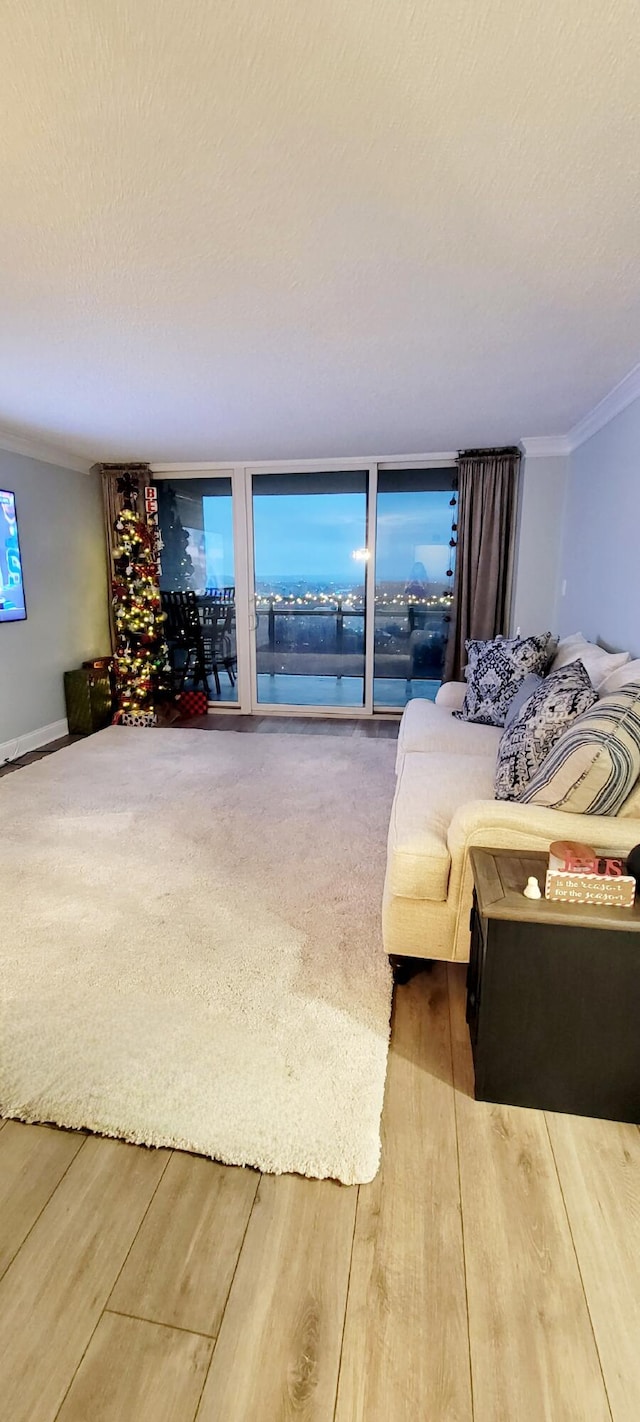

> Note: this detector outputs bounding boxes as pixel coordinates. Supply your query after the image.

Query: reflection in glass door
[155,477,238,703]
[374,469,456,710]
[251,471,368,708]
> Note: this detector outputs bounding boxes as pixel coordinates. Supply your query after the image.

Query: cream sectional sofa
[383,683,640,965]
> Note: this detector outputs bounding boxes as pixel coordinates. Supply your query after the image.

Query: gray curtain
[94,462,151,651]
[443,447,520,682]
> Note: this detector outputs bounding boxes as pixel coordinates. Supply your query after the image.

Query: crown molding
[519,435,571,458]
[0,426,92,474]
[520,359,640,458]
[565,361,640,452]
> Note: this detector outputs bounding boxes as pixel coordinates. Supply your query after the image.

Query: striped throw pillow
[495,662,597,801]
[518,683,640,815]
[619,775,640,818]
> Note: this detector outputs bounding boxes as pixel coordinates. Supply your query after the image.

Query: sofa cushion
[388,752,496,902]
[550,633,630,690]
[434,681,467,711]
[397,697,502,768]
[598,658,640,698]
[495,662,598,801]
[519,683,640,815]
[454,633,557,727]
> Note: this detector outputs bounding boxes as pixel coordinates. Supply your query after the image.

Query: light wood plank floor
[2,724,639,1420]
[1,968,639,1421]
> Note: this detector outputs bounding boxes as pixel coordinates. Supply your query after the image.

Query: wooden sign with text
[546,840,636,907]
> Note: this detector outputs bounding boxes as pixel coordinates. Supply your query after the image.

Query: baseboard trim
[0,717,69,766]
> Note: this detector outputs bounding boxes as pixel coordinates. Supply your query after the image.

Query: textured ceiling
[1,0,639,462]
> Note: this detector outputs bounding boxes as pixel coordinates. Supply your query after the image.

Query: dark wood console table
[467,847,640,1122]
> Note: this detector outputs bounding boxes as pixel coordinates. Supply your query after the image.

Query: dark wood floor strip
[331,1186,360,1422]
[0,716,399,782]
[106,1307,217,1341]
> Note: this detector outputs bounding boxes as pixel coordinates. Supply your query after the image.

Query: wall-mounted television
[0,490,26,623]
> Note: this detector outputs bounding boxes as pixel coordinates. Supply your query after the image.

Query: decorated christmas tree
[159,486,194,589]
[111,477,172,723]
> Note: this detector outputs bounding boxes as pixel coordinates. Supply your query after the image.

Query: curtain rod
[93,462,150,472]
[458,446,520,458]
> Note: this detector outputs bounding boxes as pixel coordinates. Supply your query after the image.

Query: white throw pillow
[550,632,587,666]
[550,633,629,690]
[598,658,640,698]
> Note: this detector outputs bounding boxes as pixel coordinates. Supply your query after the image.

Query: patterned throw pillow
[454,633,557,727]
[495,662,597,801]
[519,682,640,815]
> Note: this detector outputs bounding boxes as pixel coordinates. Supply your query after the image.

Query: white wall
[0,450,110,748]
[510,453,568,637]
[558,396,640,657]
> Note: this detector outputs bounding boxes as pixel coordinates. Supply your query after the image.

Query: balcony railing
[255,595,452,681]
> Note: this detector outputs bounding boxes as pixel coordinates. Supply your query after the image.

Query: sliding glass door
[373,469,456,710]
[251,472,369,708]
[152,463,455,715]
[155,476,239,704]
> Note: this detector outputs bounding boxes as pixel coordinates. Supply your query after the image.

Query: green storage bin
[64,669,114,736]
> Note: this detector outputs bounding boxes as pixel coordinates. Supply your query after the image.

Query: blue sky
[376,490,452,583]
[253,493,366,583]
[199,489,453,587]
[253,490,452,583]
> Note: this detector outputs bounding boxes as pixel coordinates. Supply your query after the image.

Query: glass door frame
[150,465,254,715]
[149,457,457,718]
[243,461,378,718]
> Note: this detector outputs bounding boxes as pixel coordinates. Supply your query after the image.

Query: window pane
[374,470,455,710]
[156,478,237,704]
[252,472,367,707]
[156,479,234,594]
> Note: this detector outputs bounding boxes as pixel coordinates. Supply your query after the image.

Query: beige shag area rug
[1,727,396,1184]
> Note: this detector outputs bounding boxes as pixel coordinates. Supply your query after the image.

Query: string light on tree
[111,476,172,724]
